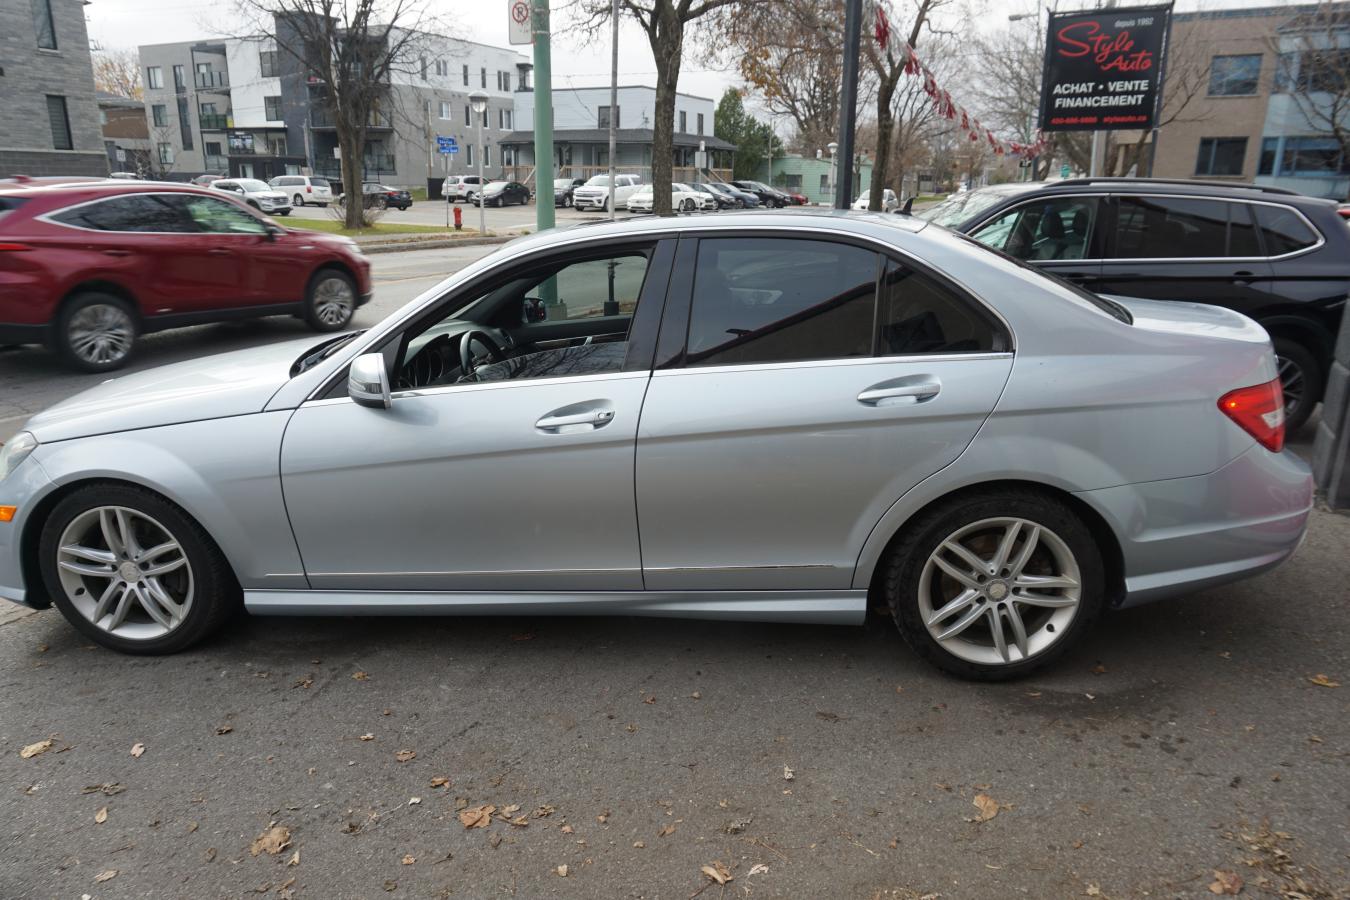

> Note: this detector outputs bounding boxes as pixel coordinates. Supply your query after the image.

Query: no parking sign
[508,0,531,45]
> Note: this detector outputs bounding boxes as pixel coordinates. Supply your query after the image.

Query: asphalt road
[2,243,1348,899]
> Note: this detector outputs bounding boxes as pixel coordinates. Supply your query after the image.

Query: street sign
[437,135,459,154]
[508,0,532,45]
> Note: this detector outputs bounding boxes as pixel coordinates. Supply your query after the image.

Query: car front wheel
[882,489,1104,681]
[55,292,137,373]
[1272,337,1321,433]
[39,483,240,654]
[304,268,356,331]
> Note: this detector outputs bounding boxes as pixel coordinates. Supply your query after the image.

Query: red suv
[0,179,371,372]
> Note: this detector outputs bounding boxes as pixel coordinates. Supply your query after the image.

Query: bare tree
[234,0,435,228]
[567,0,748,215]
[1271,3,1350,177]
[93,48,144,100]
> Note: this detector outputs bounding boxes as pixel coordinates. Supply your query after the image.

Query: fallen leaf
[532,805,555,818]
[1085,886,1102,897]
[596,810,610,824]
[510,816,529,827]
[1084,693,1096,701]
[690,691,701,699]
[215,725,233,736]
[1209,869,1243,894]
[37,643,48,653]
[782,765,795,781]
[633,840,645,848]
[383,880,397,892]
[249,825,292,857]
[401,854,415,865]
[293,676,313,689]
[1092,663,1107,675]
[352,671,369,681]
[701,861,733,885]
[287,850,300,867]
[94,806,108,824]
[555,864,569,877]
[20,739,53,759]
[408,797,422,806]
[658,823,676,837]
[430,776,450,788]
[501,804,521,816]
[81,783,125,795]
[205,848,218,862]
[971,793,1002,823]
[749,863,769,876]
[94,870,118,883]
[888,837,898,849]
[459,804,495,829]
[625,723,638,733]
[359,733,375,742]
[130,743,145,758]
[561,824,574,834]
[394,749,416,763]
[643,695,656,704]
[1308,674,1340,688]
[187,822,198,833]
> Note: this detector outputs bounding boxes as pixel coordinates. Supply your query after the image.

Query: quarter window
[880,261,1002,355]
[686,238,877,367]
[1254,205,1319,256]
[971,197,1098,261]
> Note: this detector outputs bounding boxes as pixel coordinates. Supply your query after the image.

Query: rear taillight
[1219,377,1285,452]
[0,242,32,251]
[306,185,313,193]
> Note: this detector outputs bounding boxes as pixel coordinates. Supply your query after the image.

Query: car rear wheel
[39,483,240,654]
[55,293,137,373]
[293,193,305,207]
[1272,338,1321,433]
[304,268,356,332]
[882,489,1104,681]
[564,195,572,207]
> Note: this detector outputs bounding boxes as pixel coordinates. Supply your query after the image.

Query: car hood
[24,338,320,443]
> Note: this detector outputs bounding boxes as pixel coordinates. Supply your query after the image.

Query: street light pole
[470,89,488,235]
[833,0,863,209]
[608,0,618,222]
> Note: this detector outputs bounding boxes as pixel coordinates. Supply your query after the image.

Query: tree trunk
[339,124,363,229]
[869,75,897,211]
[648,22,683,217]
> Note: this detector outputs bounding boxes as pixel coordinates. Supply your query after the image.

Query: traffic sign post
[436,136,459,155]
[508,0,531,45]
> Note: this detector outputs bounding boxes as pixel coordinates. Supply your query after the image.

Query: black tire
[303,267,357,332]
[564,195,573,207]
[293,193,305,207]
[276,210,290,216]
[53,292,138,373]
[317,203,329,208]
[881,488,1105,681]
[39,483,241,655]
[247,200,260,210]
[1272,337,1322,433]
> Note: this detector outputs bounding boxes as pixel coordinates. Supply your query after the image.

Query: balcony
[199,114,232,130]
[197,71,230,91]
[309,108,393,130]
[314,154,397,178]
[204,155,228,171]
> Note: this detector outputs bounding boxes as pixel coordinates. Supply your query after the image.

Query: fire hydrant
[453,205,463,231]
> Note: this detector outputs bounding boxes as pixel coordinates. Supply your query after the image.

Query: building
[500,86,735,186]
[137,28,528,188]
[0,0,106,177]
[1119,3,1349,199]
[98,92,152,175]
[770,154,873,204]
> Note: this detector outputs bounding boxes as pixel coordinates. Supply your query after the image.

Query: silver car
[0,212,1313,679]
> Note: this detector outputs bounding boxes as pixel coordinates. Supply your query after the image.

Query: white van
[269,175,334,208]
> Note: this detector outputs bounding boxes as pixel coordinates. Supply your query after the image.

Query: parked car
[785,191,809,206]
[0,210,1312,682]
[107,172,141,181]
[704,181,760,208]
[191,174,225,187]
[1337,203,1350,221]
[687,183,726,210]
[918,177,1349,432]
[269,175,333,208]
[471,181,531,208]
[553,177,586,208]
[854,188,900,212]
[339,183,412,211]
[731,180,788,208]
[444,175,486,203]
[209,178,291,216]
[0,180,370,372]
[626,183,704,213]
[573,174,643,211]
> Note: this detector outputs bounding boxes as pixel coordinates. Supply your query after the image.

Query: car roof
[1000,177,1337,208]
[0,179,222,201]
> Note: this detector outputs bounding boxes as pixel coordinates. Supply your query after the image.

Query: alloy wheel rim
[56,506,194,640]
[67,304,134,366]
[313,277,354,326]
[918,517,1081,666]
[1276,354,1305,416]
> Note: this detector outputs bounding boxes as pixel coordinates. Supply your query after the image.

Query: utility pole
[834,0,863,209]
[608,0,618,222]
[533,0,555,231]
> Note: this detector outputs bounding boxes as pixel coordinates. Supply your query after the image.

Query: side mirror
[349,353,391,409]
[264,223,281,241]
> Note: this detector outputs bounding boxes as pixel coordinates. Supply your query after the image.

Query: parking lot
[285,195,674,235]
[2,243,1348,899]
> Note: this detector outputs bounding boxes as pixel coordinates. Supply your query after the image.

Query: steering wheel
[458,329,507,379]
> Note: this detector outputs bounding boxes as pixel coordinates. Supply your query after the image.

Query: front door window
[972,197,1099,261]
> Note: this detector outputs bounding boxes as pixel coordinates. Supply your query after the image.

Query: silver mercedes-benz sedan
[0,211,1313,679]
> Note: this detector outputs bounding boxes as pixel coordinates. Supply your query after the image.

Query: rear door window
[686,238,877,367]
[1254,204,1320,256]
[50,194,194,232]
[1111,196,1230,258]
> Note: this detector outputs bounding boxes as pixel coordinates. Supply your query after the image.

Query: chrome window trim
[651,352,1014,378]
[36,190,269,236]
[966,191,1326,264]
[302,369,649,408]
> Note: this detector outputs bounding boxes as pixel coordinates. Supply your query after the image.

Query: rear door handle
[101,249,131,257]
[858,377,942,406]
[208,248,233,256]
[1233,270,1257,284]
[535,404,616,433]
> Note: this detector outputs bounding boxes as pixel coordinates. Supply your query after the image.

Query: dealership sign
[1039,4,1172,132]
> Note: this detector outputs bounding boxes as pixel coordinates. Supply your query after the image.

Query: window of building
[502,71,511,92]
[420,57,428,80]
[151,104,167,127]
[496,71,502,90]
[819,174,829,194]
[679,110,687,132]
[1254,204,1319,255]
[259,49,279,77]
[482,109,489,128]
[172,65,185,91]
[1195,137,1247,176]
[158,142,174,164]
[1276,49,1350,94]
[785,173,802,190]
[32,0,57,49]
[264,95,282,121]
[46,96,72,150]
[686,238,878,367]
[439,101,451,119]
[435,59,447,76]
[503,109,512,129]
[204,140,222,156]
[1209,54,1261,96]
[697,113,704,135]
[484,145,491,167]
[464,104,471,125]
[481,67,487,88]
[463,64,469,86]
[176,97,193,149]
[1112,196,1233,259]
[195,62,212,87]
[598,105,620,129]
[1279,136,1348,175]
[268,135,287,156]
[1257,136,1278,175]
[466,143,473,167]
[147,66,163,90]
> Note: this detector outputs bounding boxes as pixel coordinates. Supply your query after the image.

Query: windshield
[237,179,270,192]
[584,176,611,187]
[918,187,1023,228]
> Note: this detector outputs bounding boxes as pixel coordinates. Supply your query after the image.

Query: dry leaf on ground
[94,870,118,883]
[287,850,300,867]
[658,823,676,837]
[701,861,733,885]
[782,765,795,781]
[394,749,416,762]
[430,776,450,788]
[1085,886,1102,897]
[360,733,375,742]
[352,671,369,681]
[94,806,108,824]
[129,743,145,758]
[20,739,53,759]
[555,864,569,877]
[401,854,415,865]
[970,793,1003,823]
[1209,870,1243,894]
[1308,674,1340,688]
[250,825,292,856]
[459,804,495,829]
[215,725,233,735]
[749,863,769,876]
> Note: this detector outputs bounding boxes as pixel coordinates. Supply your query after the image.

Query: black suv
[731,180,789,208]
[920,178,1349,430]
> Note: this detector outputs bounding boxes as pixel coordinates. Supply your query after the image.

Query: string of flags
[874,7,1049,159]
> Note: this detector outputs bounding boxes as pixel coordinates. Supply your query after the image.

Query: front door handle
[1233,270,1257,284]
[858,377,942,406]
[208,248,232,256]
[535,402,616,433]
[102,249,131,257]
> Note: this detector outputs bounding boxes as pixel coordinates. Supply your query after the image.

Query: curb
[358,235,519,255]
